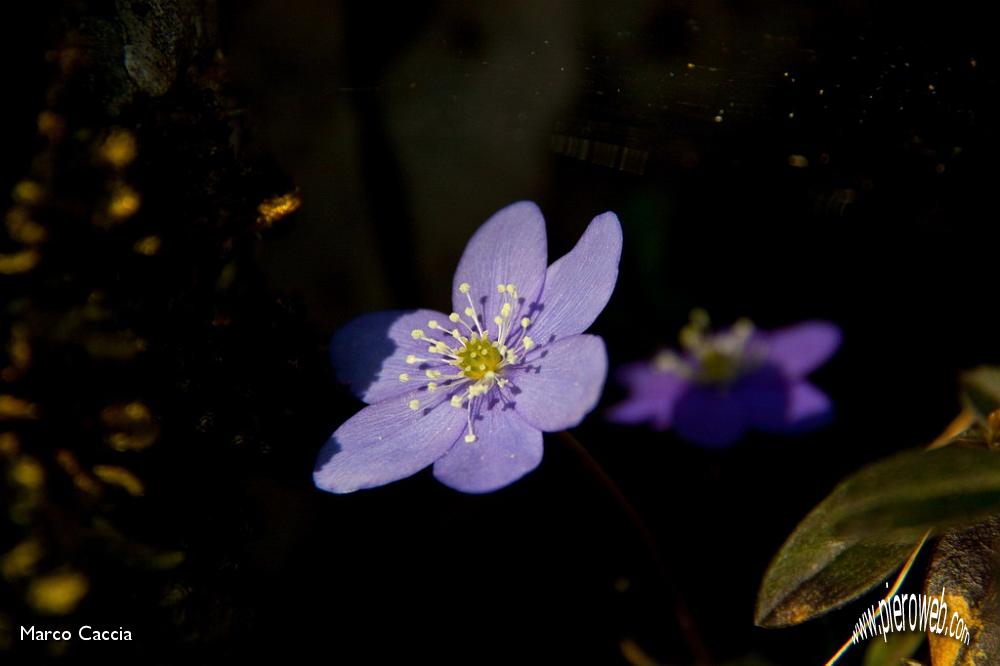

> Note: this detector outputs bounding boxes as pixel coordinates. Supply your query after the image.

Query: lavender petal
[734,365,792,431]
[527,212,622,345]
[511,334,607,431]
[763,321,842,378]
[451,201,547,331]
[785,381,834,429]
[673,385,749,448]
[314,390,466,494]
[432,403,543,493]
[606,365,687,429]
[330,309,453,404]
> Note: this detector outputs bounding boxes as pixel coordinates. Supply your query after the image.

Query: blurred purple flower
[314,202,622,494]
[607,311,841,448]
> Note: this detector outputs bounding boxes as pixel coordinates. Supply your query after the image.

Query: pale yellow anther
[408,400,420,411]
[464,434,477,443]
[522,336,535,350]
[464,307,475,318]
[449,312,461,323]
[398,373,410,382]
[450,395,464,408]
[520,317,530,328]
[428,320,439,329]
[406,355,418,364]
[690,307,710,329]
[679,326,700,350]
[410,329,424,339]
[505,284,516,295]
[497,284,507,293]
[477,364,486,371]
[484,370,495,380]
[427,382,438,392]
[501,303,511,318]
[425,369,442,379]
[459,283,471,294]
[450,330,464,340]
[494,316,503,326]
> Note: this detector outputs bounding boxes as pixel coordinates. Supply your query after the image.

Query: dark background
[3,1,998,664]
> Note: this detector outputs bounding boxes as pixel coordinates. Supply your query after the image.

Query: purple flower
[314,202,622,494]
[607,311,841,448]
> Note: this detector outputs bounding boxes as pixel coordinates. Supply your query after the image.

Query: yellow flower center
[655,309,761,385]
[698,349,741,383]
[405,280,536,443]
[456,334,504,380]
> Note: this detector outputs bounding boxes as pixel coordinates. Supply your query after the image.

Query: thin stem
[557,430,715,666]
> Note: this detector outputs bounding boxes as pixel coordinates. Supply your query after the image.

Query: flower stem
[556,430,715,666]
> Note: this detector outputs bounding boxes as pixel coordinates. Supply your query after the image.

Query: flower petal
[733,365,791,431]
[672,385,749,448]
[606,395,670,429]
[763,321,842,378]
[510,334,607,431]
[452,202,547,333]
[313,390,466,494]
[432,401,543,493]
[527,212,622,345]
[785,381,834,430]
[606,364,687,429]
[330,309,452,404]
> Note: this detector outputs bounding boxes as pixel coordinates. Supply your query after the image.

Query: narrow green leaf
[757,440,1000,628]
[925,516,1000,665]
[755,494,919,627]
[831,445,1000,539]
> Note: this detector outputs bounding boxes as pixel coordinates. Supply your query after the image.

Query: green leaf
[925,516,1000,665]
[756,440,998,628]
[830,445,1000,539]
[961,366,1000,426]
[755,498,919,627]
[862,630,924,666]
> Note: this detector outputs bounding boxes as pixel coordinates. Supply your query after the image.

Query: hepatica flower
[314,202,622,494]
[608,311,841,448]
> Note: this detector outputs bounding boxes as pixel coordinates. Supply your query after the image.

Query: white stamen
[459,285,485,336]
[440,278,533,444]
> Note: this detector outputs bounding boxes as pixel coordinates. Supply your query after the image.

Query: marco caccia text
[21,625,133,641]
